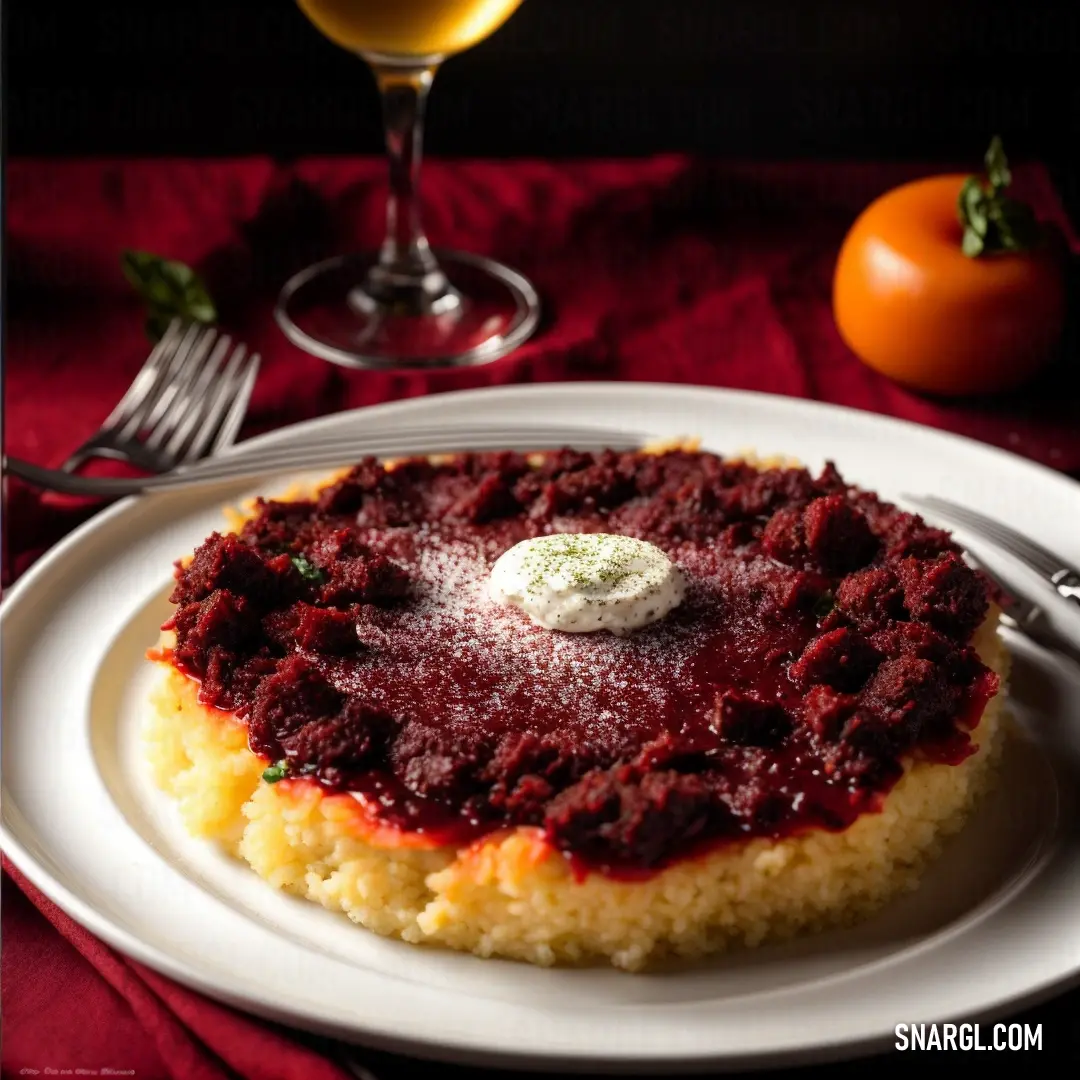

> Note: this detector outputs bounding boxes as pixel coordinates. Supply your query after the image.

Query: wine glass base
[275,250,541,371]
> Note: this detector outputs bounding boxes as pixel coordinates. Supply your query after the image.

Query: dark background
[7,1,1080,166]
[4,0,1080,218]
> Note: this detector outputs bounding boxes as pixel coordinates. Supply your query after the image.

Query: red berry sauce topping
[161,450,998,877]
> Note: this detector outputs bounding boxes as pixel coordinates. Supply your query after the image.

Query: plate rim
[221,380,1080,493]
[5,380,1080,623]
[4,381,1080,1071]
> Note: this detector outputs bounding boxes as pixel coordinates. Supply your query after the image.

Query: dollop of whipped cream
[488,533,685,634]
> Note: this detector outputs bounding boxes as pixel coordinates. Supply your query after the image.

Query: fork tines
[129,320,261,462]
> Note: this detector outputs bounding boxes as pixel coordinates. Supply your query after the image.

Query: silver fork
[57,319,261,474]
[963,552,1080,667]
[903,494,1080,609]
[3,425,650,498]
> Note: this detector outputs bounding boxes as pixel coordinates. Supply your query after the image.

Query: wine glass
[277,0,540,370]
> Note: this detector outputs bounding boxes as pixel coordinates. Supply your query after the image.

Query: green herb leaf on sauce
[813,592,835,619]
[290,554,325,582]
[121,250,217,341]
[262,761,288,784]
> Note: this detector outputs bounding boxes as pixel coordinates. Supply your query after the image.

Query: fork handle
[59,443,165,475]
[1052,569,1080,607]
[58,447,94,474]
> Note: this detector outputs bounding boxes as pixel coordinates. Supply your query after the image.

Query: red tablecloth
[4,156,1079,1079]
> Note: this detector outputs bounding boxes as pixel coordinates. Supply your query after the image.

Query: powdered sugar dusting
[327,526,725,746]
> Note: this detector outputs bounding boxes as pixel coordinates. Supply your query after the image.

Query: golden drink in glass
[296,0,524,57]
[277,0,539,369]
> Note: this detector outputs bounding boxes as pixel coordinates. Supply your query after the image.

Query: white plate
[4,383,1080,1074]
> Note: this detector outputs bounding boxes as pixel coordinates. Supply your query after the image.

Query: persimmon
[833,138,1067,396]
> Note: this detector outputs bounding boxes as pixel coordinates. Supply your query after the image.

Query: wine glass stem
[363,59,459,314]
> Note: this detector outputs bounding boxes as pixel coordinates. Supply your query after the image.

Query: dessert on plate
[145,444,1007,971]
